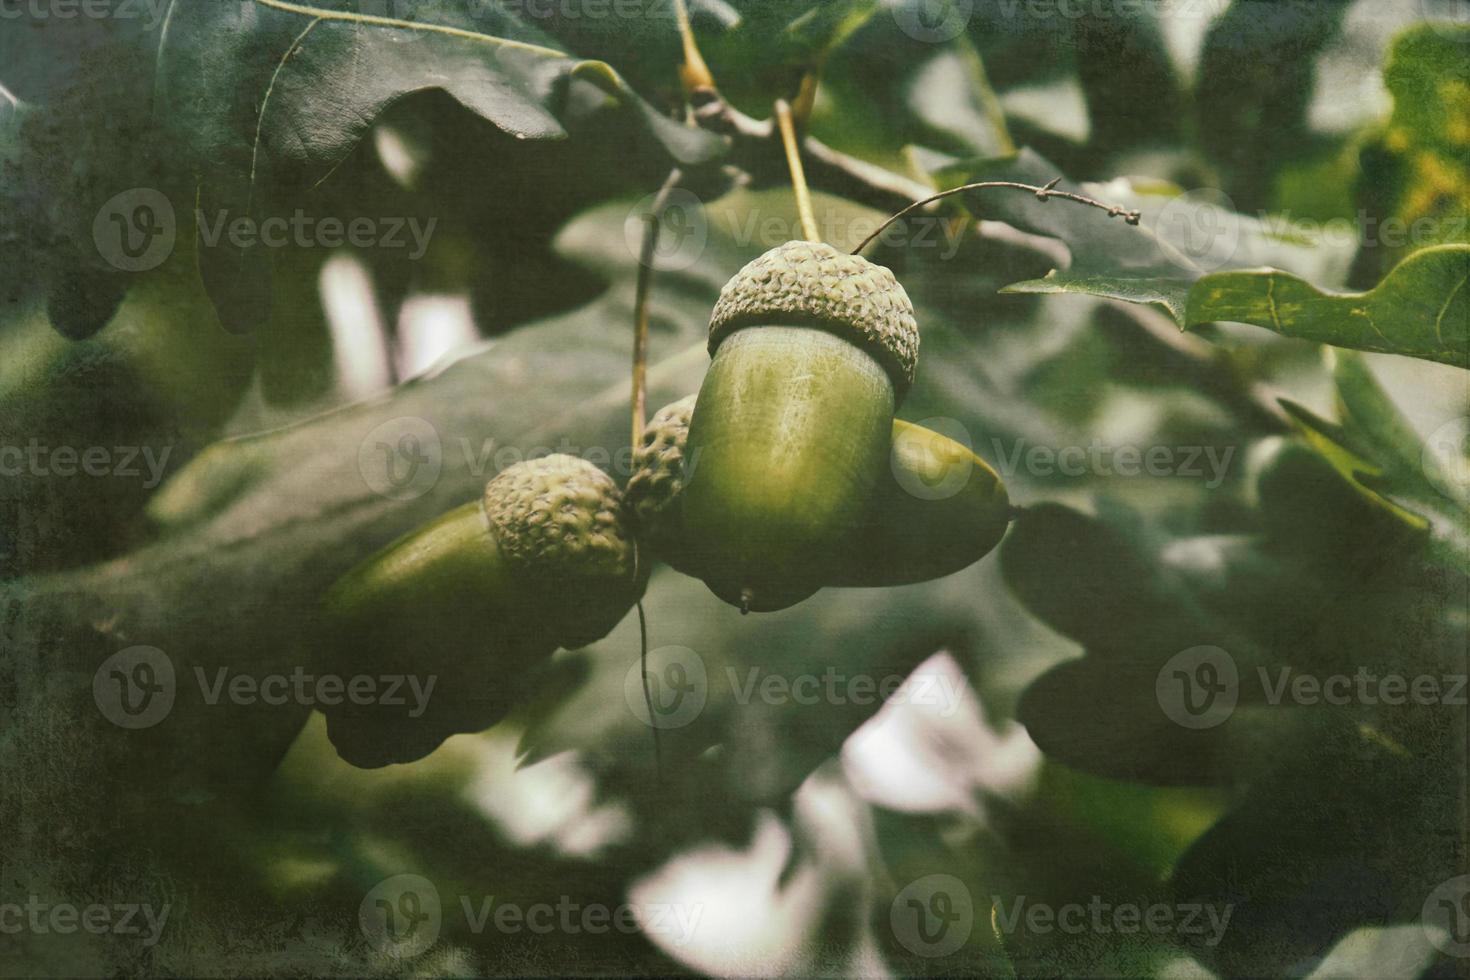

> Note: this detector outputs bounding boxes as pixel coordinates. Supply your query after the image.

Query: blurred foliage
[2,1,1468,978]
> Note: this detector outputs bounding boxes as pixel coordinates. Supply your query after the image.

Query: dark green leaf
[1186,245,1470,367]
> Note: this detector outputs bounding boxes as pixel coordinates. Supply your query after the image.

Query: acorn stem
[631,168,684,446]
[775,99,821,243]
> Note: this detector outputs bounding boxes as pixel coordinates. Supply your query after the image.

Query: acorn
[320,453,646,767]
[625,394,701,575]
[627,397,1009,592]
[681,241,920,611]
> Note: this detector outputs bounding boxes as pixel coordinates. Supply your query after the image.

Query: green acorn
[628,397,1009,592]
[320,454,646,767]
[681,241,920,612]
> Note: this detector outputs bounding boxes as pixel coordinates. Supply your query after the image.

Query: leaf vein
[1434,268,1468,347]
[252,0,570,61]
[247,16,322,215]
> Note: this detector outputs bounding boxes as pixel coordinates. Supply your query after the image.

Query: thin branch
[637,599,662,786]
[852,179,1141,255]
[774,99,820,243]
[696,95,943,217]
[672,0,714,95]
[632,168,684,447]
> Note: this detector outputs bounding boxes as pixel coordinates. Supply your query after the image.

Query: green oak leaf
[1186,244,1469,368]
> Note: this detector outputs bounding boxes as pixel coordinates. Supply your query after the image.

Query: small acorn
[625,394,701,574]
[627,397,1009,592]
[682,241,920,611]
[320,453,647,767]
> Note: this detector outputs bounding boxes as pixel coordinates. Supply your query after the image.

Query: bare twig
[852,178,1141,255]
[632,168,684,447]
[774,99,820,243]
[694,95,931,217]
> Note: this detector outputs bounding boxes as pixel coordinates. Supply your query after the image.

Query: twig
[697,96,931,218]
[637,599,662,786]
[852,179,1141,255]
[672,0,714,95]
[632,168,684,447]
[774,99,820,243]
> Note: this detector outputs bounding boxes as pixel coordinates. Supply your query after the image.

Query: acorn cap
[483,455,645,647]
[624,394,696,535]
[707,241,919,399]
[484,454,636,581]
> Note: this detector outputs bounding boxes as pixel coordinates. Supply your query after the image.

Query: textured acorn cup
[681,242,919,611]
[629,398,1008,588]
[624,394,701,575]
[320,454,646,767]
